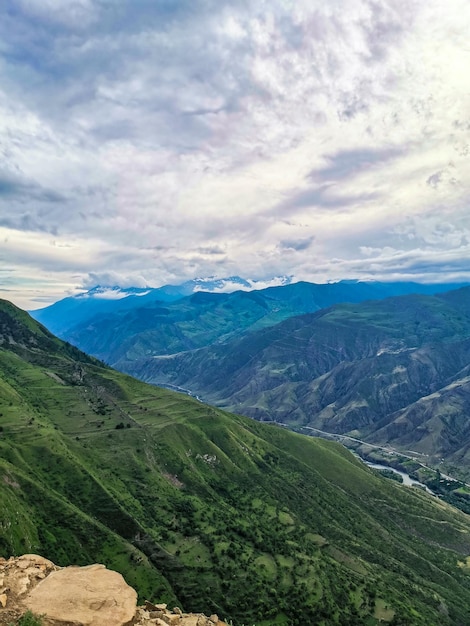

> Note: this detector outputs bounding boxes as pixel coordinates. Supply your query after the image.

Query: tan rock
[16,575,31,596]
[145,600,168,611]
[19,555,55,568]
[162,614,181,625]
[180,616,199,626]
[16,555,55,571]
[1,555,230,626]
[25,563,137,626]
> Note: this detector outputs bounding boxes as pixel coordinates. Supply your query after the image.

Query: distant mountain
[125,287,470,478]
[29,276,260,336]
[33,279,470,365]
[4,298,470,624]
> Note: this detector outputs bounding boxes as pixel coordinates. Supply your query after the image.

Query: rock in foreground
[0,555,228,626]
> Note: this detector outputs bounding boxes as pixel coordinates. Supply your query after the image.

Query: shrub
[9,611,44,626]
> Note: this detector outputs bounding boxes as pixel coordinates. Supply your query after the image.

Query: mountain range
[34,279,470,479]
[31,279,469,367]
[118,286,470,480]
[30,276,285,337]
[3,298,470,624]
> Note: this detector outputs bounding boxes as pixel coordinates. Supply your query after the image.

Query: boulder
[25,563,137,626]
[0,555,230,626]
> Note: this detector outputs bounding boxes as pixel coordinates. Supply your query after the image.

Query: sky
[1,0,469,309]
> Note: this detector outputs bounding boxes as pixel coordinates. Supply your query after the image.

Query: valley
[114,286,470,480]
[5,1,470,623]
[31,281,470,483]
[3,297,470,624]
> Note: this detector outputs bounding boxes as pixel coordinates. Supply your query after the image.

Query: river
[363,461,434,494]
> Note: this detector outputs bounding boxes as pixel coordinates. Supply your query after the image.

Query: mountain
[126,287,470,478]
[34,280,470,367]
[29,276,257,337]
[4,300,470,624]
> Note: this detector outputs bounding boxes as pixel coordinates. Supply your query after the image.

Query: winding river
[363,461,434,494]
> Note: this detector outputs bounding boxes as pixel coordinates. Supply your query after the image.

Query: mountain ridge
[32,280,470,366]
[29,276,289,337]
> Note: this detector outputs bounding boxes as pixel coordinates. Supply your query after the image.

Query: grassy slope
[2,301,470,624]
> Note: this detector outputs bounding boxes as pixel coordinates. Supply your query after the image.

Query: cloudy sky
[1,0,469,309]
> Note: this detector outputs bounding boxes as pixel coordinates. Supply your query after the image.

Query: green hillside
[128,288,470,475]
[3,299,470,624]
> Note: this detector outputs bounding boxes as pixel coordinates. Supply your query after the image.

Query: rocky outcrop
[26,562,137,626]
[0,555,228,626]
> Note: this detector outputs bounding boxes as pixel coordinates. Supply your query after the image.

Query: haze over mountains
[4,298,470,625]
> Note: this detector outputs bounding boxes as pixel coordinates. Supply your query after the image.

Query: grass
[373,599,395,622]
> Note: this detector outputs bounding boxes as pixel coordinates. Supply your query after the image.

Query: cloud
[1,0,469,308]
[279,237,314,251]
[193,275,293,294]
[308,148,403,184]
[82,272,149,289]
[0,169,65,203]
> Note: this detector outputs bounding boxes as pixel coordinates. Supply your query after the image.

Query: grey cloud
[272,184,378,216]
[361,2,405,62]
[279,236,314,251]
[425,169,458,189]
[196,245,226,255]
[427,172,443,188]
[380,255,470,276]
[0,170,65,203]
[1,0,414,154]
[0,170,73,236]
[3,0,469,308]
[1,245,85,273]
[83,271,148,289]
[308,148,403,184]
[295,243,470,286]
[1,1,254,148]
[0,214,57,235]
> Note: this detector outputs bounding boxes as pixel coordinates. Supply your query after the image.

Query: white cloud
[0,0,469,308]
